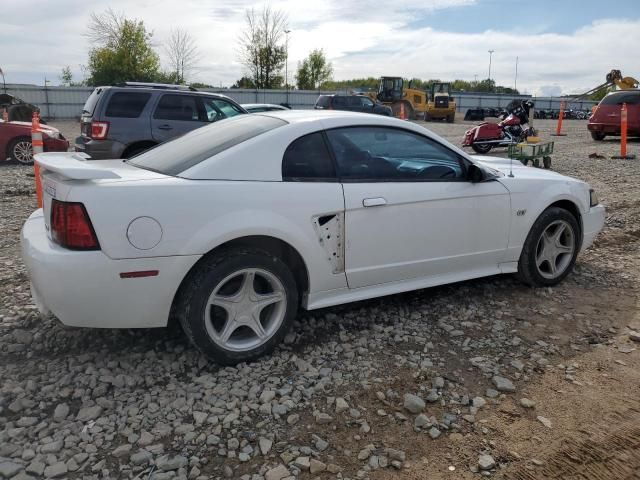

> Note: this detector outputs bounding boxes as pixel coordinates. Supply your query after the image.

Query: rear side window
[154,94,200,121]
[129,115,287,176]
[316,96,330,108]
[282,132,336,181]
[82,88,103,116]
[104,92,151,118]
[332,97,347,108]
[600,93,640,105]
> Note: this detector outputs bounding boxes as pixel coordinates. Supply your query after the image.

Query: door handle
[363,197,387,207]
[158,124,173,130]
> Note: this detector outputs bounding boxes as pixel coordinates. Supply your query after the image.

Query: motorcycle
[462,100,536,154]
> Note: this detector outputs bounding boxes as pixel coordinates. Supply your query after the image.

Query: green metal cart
[507,141,554,169]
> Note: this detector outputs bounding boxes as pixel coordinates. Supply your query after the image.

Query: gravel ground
[1,118,639,480]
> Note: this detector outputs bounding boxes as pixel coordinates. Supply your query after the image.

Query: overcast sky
[1,0,639,95]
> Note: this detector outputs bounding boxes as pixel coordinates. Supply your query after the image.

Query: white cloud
[0,1,638,96]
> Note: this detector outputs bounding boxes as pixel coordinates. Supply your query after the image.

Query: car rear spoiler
[34,152,122,180]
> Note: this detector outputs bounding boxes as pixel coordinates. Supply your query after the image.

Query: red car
[1,121,69,165]
[588,90,640,141]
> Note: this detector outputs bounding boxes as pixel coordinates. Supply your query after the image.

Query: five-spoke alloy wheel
[176,248,298,365]
[517,207,580,286]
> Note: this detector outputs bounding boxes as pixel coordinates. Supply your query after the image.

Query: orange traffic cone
[551,101,567,136]
[612,103,636,159]
[399,102,406,120]
[31,111,44,208]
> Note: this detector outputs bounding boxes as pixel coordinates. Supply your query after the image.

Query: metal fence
[2,84,598,120]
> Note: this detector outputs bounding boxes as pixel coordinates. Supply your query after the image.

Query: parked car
[75,82,248,159]
[23,110,604,364]
[588,90,640,141]
[1,120,68,164]
[315,94,392,116]
[242,103,290,113]
[0,93,46,124]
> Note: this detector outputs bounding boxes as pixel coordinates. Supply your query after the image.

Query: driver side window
[325,127,466,181]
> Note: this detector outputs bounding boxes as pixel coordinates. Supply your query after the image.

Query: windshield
[128,115,287,176]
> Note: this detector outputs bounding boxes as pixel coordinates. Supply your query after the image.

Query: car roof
[97,85,237,101]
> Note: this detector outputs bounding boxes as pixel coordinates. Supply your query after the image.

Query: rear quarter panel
[65,178,348,296]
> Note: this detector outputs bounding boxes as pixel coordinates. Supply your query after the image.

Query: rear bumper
[74,136,125,160]
[581,204,606,251]
[21,210,201,328]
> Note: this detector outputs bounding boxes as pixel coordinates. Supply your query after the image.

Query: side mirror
[467,163,485,183]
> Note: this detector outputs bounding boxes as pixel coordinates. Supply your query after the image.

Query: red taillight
[50,200,100,250]
[90,121,109,140]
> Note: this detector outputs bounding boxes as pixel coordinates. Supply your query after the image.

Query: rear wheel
[517,207,579,287]
[8,137,34,165]
[446,114,455,123]
[471,143,492,154]
[590,131,606,141]
[175,248,298,365]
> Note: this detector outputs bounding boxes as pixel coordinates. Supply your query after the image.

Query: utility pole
[514,56,519,92]
[284,29,291,105]
[0,66,5,94]
[488,50,494,90]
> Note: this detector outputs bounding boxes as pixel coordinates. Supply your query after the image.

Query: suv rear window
[129,115,287,176]
[105,92,151,118]
[600,92,640,105]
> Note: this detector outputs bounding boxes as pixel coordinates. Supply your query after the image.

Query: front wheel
[517,207,580,287]
[175,248,299,365]
[8,137,34,165]
[590,131,606,141]
[471,143,492,154]
[446,114,455,123]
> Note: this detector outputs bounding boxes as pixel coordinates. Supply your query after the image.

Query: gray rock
[43,462,67,478]
[52,403,69,421]
[310,458,326,474]
[472,397,487,408]
[478,454,496,470]
[492,375,516,392]
[25,461,45,476]
[130,450,153,466]
[403,393,425,413]
[76,405,103,422]
[294,456,310,470]
[156,454,188,471]
[428,427,441,439]
[315,412,333,424]
[112,444,132,458]
[265,464,290,480]
[335,397,349,413]
[629,331,640,342]
[252,436,270,456]
[414,414,430,428]
[41,439,63,454]
[537,416,552,428]
[0,461,24,478]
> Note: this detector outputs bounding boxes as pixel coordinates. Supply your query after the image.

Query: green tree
[295,49,333,90]
[60,66,73,86]
[231,76,256,89]
[86,10,161,86]
[238,6,288,89]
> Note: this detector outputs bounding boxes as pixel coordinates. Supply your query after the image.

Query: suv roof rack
[115,82,198,91]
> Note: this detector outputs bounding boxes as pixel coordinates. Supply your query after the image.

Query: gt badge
[516,209,527,216]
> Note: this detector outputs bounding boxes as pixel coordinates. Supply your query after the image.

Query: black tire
[590,131,606,141]
[543,156,552,169]
[174,247,299,365]
[446,114,455,123]
[471,143,492,154]
[7,136,34,165]
[516,207,580,287]
[424,112,431,121]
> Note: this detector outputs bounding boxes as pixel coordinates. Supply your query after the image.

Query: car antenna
[509,155,514,177]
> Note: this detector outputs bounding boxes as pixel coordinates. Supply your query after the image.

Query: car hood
[473,156,572,182]
[8,121,60,134]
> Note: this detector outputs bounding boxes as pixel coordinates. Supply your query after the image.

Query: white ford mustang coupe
[22,111,605,364]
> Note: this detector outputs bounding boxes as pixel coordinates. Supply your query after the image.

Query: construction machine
[425,82,456,122]
[366,77,456,122]
[571,69,638,101]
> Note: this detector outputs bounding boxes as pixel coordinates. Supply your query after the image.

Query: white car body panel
[22,111,605,330]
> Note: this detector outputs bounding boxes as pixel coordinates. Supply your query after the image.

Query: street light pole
[487,50,494,89]
[0,67,5,94]
[514,56,519,92]
[284,29,291,106]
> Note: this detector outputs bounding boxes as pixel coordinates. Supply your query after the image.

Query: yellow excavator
[366,77,456,122]
[573,69,638,100]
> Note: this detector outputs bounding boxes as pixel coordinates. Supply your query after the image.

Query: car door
[358,96,376,114]
[326,126,511,289]
[151,94,205,143]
